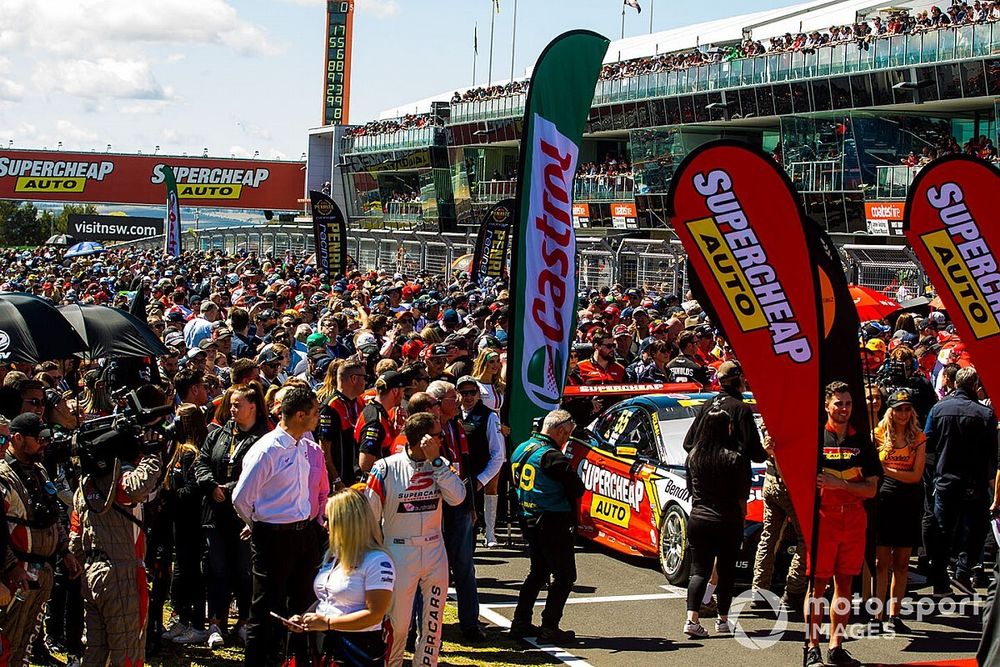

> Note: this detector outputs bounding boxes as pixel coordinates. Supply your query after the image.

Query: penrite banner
[471,198,514,286]
[505,30,609,446]
[904,154,1000,400]
[163,166,181,258]
[309,190,348,279]
[666,140,824,556]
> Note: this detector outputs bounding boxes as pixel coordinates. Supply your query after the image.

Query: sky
[0,0,788,161]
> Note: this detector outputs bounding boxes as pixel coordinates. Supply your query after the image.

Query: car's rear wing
[562,382,703,398]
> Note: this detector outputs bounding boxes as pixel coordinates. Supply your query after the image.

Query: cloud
[55,120,99,144]
[33,58,167,100]
[118,100,171,114]
[0,0,281,57]
[277,0,399,18]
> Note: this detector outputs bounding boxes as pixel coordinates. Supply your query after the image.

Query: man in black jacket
[925,367,997,595]
[683,360,766,466]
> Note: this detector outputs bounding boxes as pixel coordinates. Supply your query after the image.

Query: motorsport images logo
[728,589,788,649]
[0,158,114,194]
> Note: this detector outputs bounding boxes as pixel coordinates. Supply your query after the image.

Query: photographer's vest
[460,401,493,479]
[511,434,571,516]
[0,458,62,564]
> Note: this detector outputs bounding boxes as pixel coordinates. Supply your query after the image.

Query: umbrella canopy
[45,234,76,247]
[59,304,168,360]
[0,293,88,364]
[452,254,474,272]
[849,285,902,321]
[64,241,106,258]
[930,295,946,311]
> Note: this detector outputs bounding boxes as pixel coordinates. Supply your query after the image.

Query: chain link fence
[841,244,927,301]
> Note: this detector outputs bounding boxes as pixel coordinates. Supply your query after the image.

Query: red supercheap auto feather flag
[904,154,1000,400]
[666,141,824,556]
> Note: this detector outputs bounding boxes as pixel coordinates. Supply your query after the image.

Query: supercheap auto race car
[562,385,766,585]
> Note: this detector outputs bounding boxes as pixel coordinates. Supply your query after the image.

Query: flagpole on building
[488,2,497,84]
[649,0,654,33]
[510,0,518,83]
[621,1,626,40]
[473,23,479,86]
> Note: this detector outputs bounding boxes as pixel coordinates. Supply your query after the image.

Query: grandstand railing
[874,165,921,200]
[341,126,444,155]
[473,180,517,204]
[787,159,844,192]
[448,22,1000,124]
[574,174,635,202]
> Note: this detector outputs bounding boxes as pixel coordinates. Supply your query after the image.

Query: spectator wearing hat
[255,348,284,393]
[296,348,330,391]
[875,346,937,427]
[356,371,407,474]
[611,325,636,366]
[228,308,257,361]
[873,388,926,632]
[862,338,887,375]
[456,376,505,548]
[423,344,452,383]
[639,340,673,383]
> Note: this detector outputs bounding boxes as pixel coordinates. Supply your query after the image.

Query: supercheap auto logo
[151,164,272,200]
[579,459,644,529]
[0,157,114,193]
[683,168,811,363]
[920,182,1000,340]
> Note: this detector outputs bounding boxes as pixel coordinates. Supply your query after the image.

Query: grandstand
[303,0,999,290]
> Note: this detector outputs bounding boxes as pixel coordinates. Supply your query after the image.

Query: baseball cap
[356,332,379,355]
[375,371,409,391]
[442,309,460,325]
[306,332,330,349]
[307,346,329,361]
[256,347,282,365]
[423,344,449,359]
[198,338,218,351]
[865,338,887,353]
[401,340,425,360]
[861,321,891,339]
[456,375,479,390]
[9,413,51,439]
[885,388,914,409]
[612,324,630,338]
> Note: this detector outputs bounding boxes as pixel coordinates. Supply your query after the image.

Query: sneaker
[508,623,540,639]
[207,624,225,649]
[162,621,189,640]
[803,645,824,667]
[237,624,248,646]
[885,615,911,634]
[484,533,499,548]
[537,626,576,644]
[173,627,209,645]
[683,620,709,639]
[715,618,733,634]
[827,645,862,667]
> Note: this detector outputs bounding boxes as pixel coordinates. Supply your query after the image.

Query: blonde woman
[471,348,505,413]
[873,388,926,633]
[287,489,394,666]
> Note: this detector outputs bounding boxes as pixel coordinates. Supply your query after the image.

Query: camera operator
[68,384,170,667]
[0,412,82,667]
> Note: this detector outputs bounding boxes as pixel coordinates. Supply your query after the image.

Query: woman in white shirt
[286,488,394,666]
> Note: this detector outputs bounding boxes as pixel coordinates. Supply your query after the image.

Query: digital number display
[323,1,353,125]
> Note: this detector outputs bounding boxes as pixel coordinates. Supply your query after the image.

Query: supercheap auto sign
[0,150,304,210]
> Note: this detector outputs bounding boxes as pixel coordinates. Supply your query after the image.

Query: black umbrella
[0,293,88,364]
[45,234,76,247]
[59,304,168,360]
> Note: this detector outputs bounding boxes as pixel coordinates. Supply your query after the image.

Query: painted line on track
[477,604,597,667]
[481,591,687,609]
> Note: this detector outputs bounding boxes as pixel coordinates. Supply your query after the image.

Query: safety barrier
[119,227,927,304]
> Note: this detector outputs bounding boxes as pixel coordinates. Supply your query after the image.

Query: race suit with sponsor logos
[69,453,161,667]
[365,453,465,667]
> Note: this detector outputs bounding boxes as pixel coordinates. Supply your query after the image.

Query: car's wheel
[658,504,691,585]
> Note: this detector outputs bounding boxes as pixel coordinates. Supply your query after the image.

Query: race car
[562,389,767,585]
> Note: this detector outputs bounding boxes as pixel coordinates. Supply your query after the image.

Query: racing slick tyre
[658,504,691,585]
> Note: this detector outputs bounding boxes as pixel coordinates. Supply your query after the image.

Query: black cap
[886,388,914,409]
[375,371,409,391]
[9,413,51,439]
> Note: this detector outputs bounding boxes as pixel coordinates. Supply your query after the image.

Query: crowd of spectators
[344,113,443,138]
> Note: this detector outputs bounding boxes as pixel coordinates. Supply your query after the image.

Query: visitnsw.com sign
[0,150,304,210]
[67,214,163,242]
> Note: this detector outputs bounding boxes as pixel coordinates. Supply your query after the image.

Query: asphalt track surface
[470,533,984,667]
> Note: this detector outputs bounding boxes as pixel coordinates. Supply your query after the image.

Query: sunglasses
[459,389,480,397]
[597,343,615,349]
[264,362,282,369]
[22,398,43,407]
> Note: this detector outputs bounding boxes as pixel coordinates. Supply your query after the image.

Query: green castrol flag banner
[505,30,609,446]
[163,165,181,257]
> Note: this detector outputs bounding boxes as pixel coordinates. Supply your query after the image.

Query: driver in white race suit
[365,411,466,667]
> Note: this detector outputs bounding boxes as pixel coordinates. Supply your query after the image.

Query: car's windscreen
[656,404,701,466]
